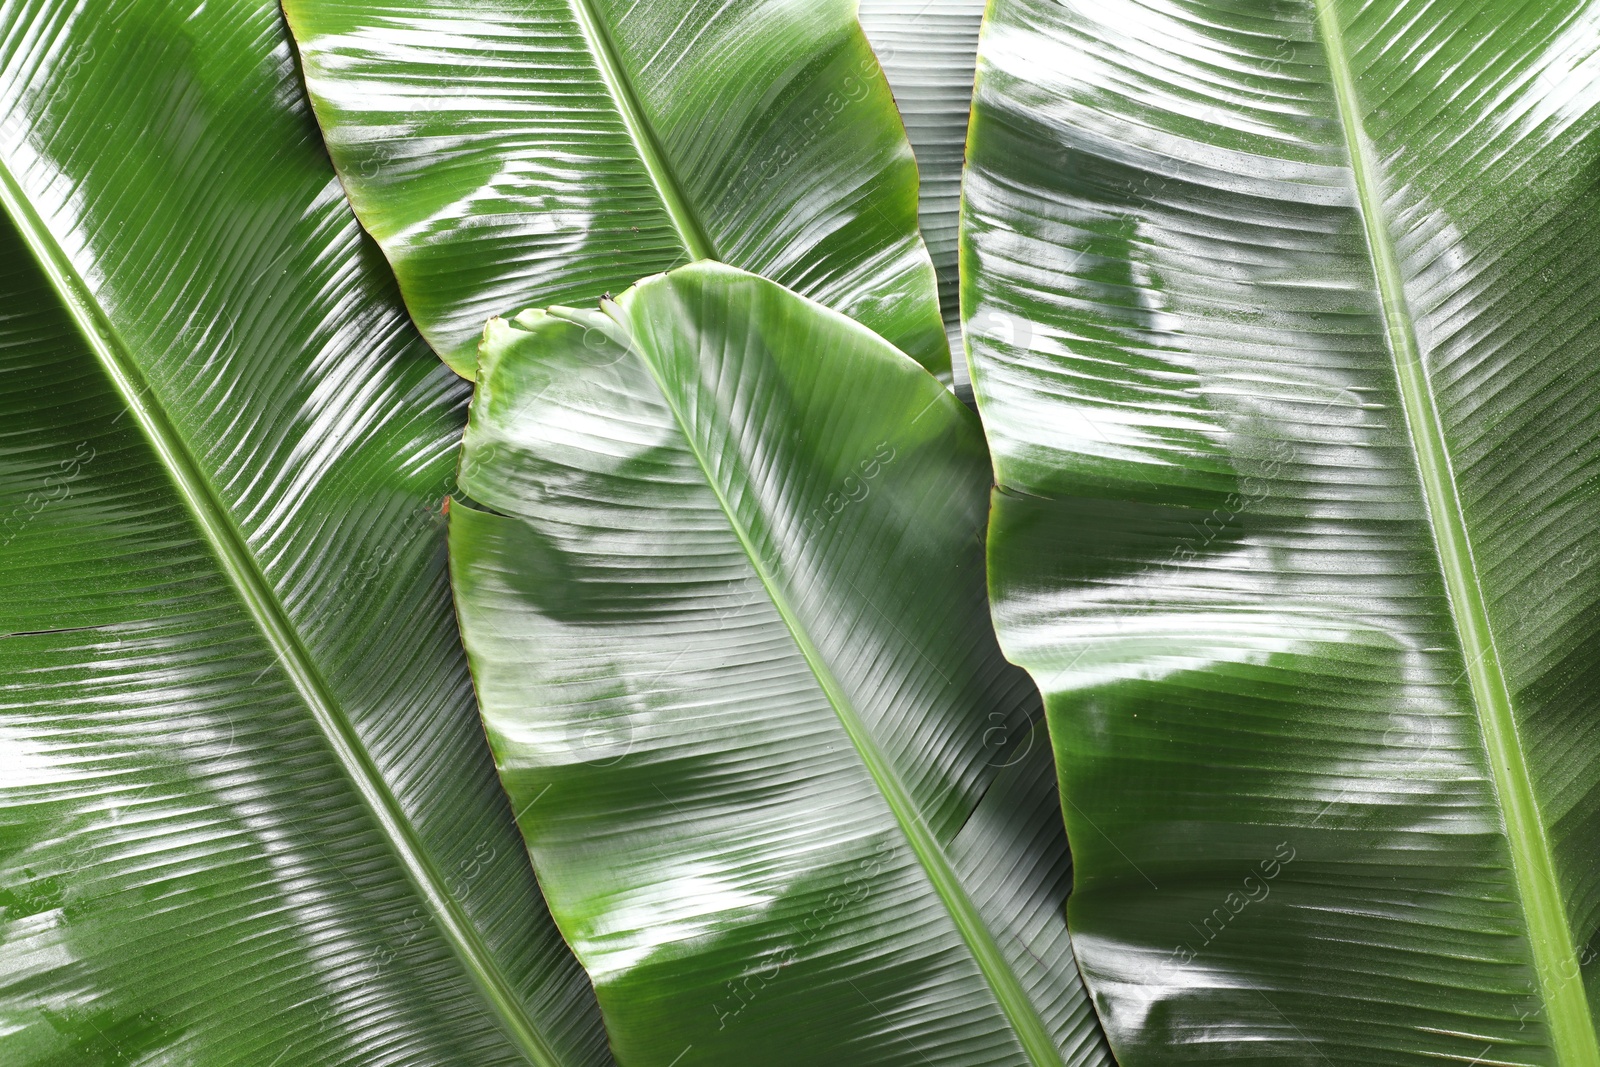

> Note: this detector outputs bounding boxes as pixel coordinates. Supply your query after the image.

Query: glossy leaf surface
[858,0,987,390]
[281,0,948,381]
[0,1,609,1063]
[966,0,1600,1063]
[450,262,1111,1067]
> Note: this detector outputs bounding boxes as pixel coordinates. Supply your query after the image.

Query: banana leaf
[280,0,949,382]
[965,0,1600,1063]
[0,1,610,1063]
[858,0,987,392]
[448,261,1112,1067]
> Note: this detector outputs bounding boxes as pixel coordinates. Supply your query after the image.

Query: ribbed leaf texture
[281,0,948,380]
[858,0,987,390]
[0,1,610,1063]
[965,0,1600,1063]
[449,262,1113,1067]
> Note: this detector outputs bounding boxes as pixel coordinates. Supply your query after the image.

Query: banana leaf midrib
[607,302,1066,1067]
[0,154,563,1067]
[565,0,715,261]
[1315,4,1598,1058]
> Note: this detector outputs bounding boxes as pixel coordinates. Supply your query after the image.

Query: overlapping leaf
[0,1,609,1063]
[965,0,1600,1063]
[859,0,987,391]
[282,0,948,380]
[450,262,1112,1067]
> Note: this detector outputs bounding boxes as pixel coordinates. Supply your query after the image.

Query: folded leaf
[0,1,608,1063]
[858,0,987,389]
[281,0,948,381]
[450,262,1111,1067]
[966,0,1600,1063]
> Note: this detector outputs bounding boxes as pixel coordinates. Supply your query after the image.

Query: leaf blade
[859,0,988,382]
[1316,3,1595,1057]
[0,1,610,1062]
[965,0,1600,1062]
[451,263,1111,1066]
[282,0,949,379]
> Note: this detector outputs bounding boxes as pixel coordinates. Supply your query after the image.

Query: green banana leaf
[448,261,1112,1067]
[858,0,987,391]
[965,0,1600,1063]
[280,0,949,382]
[0,1,610,1063]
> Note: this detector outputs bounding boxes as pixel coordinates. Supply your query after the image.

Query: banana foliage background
[965,0,1600,1063]
[9,0,1600,1063]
